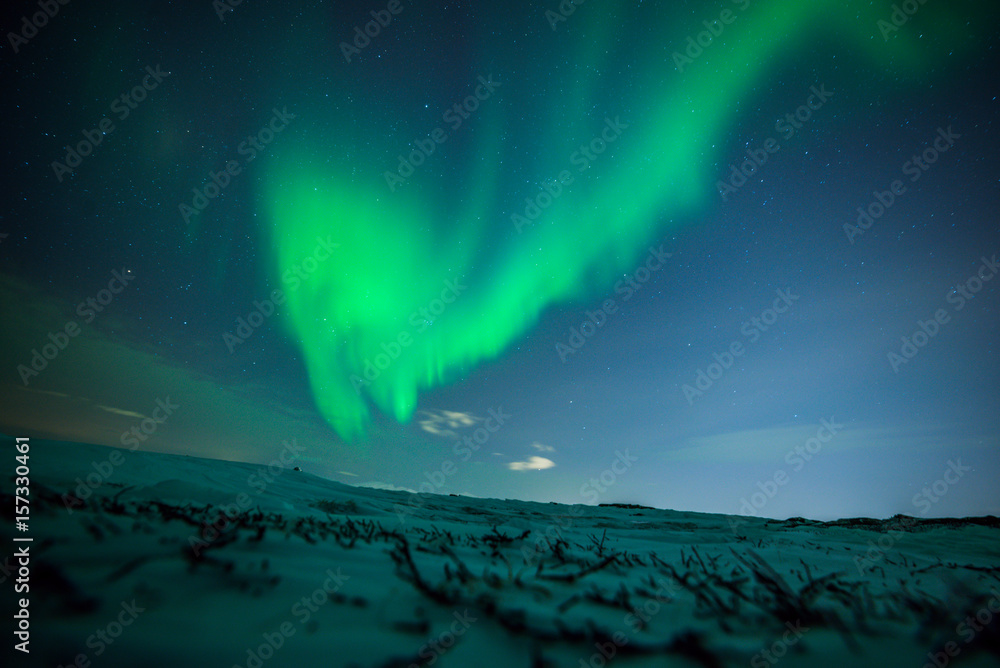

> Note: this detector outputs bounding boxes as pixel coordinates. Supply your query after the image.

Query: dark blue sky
[1,0,997,521]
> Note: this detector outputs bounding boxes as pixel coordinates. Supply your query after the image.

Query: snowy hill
[3,437,999,667]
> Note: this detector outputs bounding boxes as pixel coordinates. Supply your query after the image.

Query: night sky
[2,0,998,521]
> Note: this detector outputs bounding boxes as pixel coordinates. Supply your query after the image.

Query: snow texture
[4,438,999,668]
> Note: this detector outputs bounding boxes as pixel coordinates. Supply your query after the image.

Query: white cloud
[507,456,555,471]
[417,409,482,437]
[96,405,145,419]
[21,387,72,399]
[530,442,555,453]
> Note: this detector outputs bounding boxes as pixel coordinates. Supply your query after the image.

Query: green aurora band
[263,0,989,441]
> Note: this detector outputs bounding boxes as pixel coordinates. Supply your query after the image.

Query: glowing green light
[265,0,989,441]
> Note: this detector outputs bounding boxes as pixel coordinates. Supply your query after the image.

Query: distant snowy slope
[3,437,999,668]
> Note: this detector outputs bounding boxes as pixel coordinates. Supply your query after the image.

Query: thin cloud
[417,409,482,437]
[507,456,555,471]
[96,405,145,419]
[20,387,72,399]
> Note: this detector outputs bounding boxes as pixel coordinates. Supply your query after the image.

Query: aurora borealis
[3,0,999,520]
[264,0,990,441]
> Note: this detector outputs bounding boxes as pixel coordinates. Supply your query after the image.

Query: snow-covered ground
[4,436,999,667]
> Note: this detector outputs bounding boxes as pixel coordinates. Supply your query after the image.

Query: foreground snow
[3,437,999,667]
